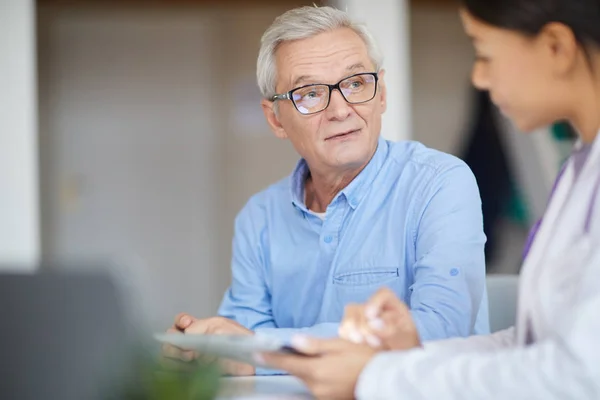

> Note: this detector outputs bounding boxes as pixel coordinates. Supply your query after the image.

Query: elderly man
[162,5,489,375]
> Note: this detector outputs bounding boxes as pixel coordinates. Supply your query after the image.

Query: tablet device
[154,333,308,365]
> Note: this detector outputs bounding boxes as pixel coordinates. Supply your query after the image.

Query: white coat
[356,132,600,399]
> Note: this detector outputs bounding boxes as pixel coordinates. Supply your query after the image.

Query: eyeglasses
[270,72,379,115]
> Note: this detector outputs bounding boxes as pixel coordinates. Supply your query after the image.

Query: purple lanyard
[522,159,600,260]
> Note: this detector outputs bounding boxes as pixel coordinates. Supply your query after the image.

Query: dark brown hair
[461,0,600,49]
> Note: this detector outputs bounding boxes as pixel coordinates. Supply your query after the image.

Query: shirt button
[450,268,459,277]
[324,235,333,244]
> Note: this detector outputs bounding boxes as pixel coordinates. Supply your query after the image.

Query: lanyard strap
[523,160,600,261]
[584,174,600,234]
[522,162,568,260]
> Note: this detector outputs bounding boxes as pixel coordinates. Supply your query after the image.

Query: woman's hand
[338,287,422,351]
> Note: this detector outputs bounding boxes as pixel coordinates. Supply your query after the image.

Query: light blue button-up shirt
[218,137,489,373]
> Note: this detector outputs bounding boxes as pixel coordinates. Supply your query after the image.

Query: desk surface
[217,376,313,399]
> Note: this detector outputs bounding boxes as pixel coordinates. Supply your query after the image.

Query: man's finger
[197,353,218,365]
[174,312,195,330]
[161,343,180,359]
[218,358,255,376]
[184,320,210,334]
[161,328,192,352]
[162,340,197,361]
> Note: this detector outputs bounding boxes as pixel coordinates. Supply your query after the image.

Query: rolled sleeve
[409,164,489,340]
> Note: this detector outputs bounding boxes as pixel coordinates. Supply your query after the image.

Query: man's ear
[377,69,387,114]
[261,99,288,139]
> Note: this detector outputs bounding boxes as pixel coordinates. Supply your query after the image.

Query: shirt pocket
[332,268,402,308]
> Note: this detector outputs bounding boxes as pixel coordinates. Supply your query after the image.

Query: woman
[258,0,600,398]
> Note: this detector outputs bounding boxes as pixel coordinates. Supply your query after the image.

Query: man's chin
[325,151,371,171]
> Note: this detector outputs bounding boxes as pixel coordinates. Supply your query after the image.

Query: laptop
[0,269,135,400]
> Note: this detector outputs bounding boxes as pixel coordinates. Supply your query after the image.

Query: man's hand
[257,336,376,400]
[338,287,421,351]
[160,313,255,376]
[174,313,253,335]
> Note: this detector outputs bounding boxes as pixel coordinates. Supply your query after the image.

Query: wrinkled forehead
[274,28,375,91]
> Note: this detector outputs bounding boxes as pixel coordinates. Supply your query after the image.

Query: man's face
[262,28,387,175]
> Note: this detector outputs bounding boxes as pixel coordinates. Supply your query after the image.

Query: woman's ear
[540,22,580,76]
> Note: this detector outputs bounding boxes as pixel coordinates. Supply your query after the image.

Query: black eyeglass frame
[270,72,379,115]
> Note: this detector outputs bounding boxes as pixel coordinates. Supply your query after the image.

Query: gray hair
[257,5,383,100]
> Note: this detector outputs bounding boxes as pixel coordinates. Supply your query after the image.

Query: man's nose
[325,89,352,121]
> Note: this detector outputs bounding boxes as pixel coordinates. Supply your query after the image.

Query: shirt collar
[290,158,311,212]
[290,136,389,211]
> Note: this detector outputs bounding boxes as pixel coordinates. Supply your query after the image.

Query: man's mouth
[326,129,360,141]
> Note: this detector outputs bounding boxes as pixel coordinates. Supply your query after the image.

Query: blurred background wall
[37,0,312,330]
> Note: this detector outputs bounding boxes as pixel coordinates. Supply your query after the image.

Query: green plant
[107,354,222,400]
